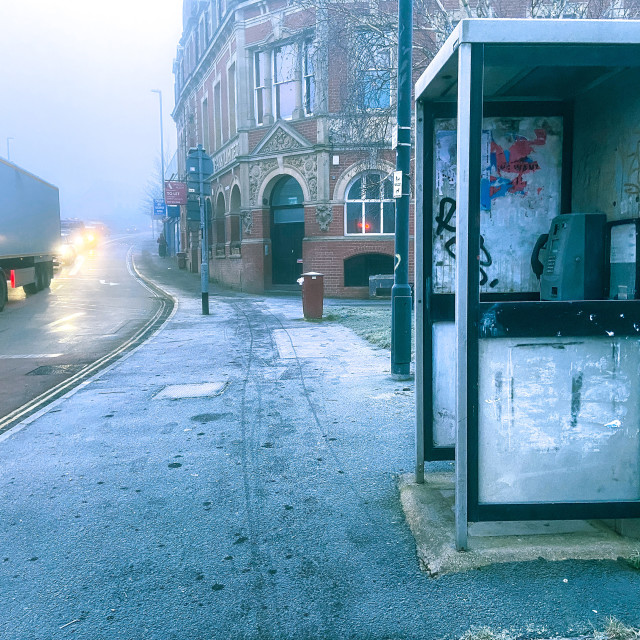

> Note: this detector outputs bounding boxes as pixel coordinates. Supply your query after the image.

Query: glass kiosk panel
[477,336,640,504]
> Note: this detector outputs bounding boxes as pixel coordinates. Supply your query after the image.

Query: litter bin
[297,272,324,319]
[176,252,187,269]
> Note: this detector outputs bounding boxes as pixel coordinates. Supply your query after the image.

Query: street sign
[164,181,187,205]
[393,170,403,198]
[186,146,214,194]
[153,199,166,219]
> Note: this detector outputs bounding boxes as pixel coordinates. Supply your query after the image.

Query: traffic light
[186,145,213,195]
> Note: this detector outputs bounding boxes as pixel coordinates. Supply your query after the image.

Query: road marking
[99,279,120,286]
[0,248,177,438]
[0,354,63,359]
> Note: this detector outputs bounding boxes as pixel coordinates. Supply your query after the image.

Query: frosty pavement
[1,249,640,639]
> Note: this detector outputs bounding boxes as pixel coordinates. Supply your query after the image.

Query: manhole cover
[27,364,86,376]
[154,382,227,399]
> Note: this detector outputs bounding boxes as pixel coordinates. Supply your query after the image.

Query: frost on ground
[324,304,415,353]
[460,617,640,640]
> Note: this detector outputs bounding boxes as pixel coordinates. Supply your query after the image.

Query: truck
[0,158,61,312]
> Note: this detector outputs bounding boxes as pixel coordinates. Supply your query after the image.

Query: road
[0,233,168,428]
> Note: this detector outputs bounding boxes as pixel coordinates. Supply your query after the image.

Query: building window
[202,96,210,151]
[209,0,217,35]
[345,172,395,235]
[302,39,315,116]
[254,51,268,126]
[228,63,236,137]
[530,1,588,17]
[230,185,241,254]
[213,81,222,149]
[351,29,392,110]
[204,8,211,42]
[215,192,226,256]
[199,19,206,58]
[273,44,297,120]
[362,48,391,109]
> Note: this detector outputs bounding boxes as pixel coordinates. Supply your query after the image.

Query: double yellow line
[0,250,176,437]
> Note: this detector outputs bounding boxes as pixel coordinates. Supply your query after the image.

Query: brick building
[172,0,420,297]
[171,0,634,297]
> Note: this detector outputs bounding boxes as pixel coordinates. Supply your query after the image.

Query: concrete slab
[399,472,640,577]
[153,381,228,399]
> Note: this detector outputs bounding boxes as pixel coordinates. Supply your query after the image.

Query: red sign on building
[164,181,187,205]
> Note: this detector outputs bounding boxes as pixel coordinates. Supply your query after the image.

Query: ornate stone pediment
[252,122,310,156]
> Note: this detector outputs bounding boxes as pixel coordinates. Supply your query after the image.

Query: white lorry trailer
[0,158,61,311]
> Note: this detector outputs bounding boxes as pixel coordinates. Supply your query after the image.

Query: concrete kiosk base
[399,473,640,577]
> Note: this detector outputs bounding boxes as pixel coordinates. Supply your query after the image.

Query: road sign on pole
[186,145,213,315]
[164,181,187,205]
[153,199,166,219]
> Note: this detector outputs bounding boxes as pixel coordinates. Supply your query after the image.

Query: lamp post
[390,0,413,379]
[6,137,14,162]
[151,90,165,242]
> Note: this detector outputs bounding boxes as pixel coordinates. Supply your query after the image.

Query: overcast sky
[0,1,183,228]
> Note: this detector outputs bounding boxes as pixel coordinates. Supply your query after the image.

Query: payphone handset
[531,212,607,301]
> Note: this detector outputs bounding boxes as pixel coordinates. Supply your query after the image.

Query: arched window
[271,175,304,212]
[229,185,241,255]
[344,172,394,235]
[205,198,213,248]
[215,192,226,256]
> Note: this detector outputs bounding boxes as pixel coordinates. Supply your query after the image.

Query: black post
[198,145,210,315]
[391,0,413,378]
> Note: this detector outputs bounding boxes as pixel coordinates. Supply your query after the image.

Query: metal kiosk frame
[414,19,640,549]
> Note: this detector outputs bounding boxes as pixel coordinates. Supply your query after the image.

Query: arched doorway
[270,176,304,285]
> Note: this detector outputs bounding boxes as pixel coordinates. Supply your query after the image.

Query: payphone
[532,213,607,300]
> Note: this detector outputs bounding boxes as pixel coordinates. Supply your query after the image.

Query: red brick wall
[303,238,414,298]
[290,120,317,144]
[209,241,267,294]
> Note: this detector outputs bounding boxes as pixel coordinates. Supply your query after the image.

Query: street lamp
[6,137,14,162]
[151,90,165,241]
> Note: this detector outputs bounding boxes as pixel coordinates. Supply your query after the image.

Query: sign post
[187,145,213,315]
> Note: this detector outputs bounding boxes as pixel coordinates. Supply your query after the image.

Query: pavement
[2,239,640,640]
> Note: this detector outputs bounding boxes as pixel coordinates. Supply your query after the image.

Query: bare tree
[289,0,639,157]
[141,153,172,220]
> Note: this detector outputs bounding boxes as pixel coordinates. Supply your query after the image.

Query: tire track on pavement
[231,298,285,638]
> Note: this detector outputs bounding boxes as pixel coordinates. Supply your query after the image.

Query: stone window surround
[252,37,314,127]
[343,170,396,236]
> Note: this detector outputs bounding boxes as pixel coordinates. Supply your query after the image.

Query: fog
[0,1,183,230]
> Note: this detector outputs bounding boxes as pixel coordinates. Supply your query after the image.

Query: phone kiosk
[414,19,640,549]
